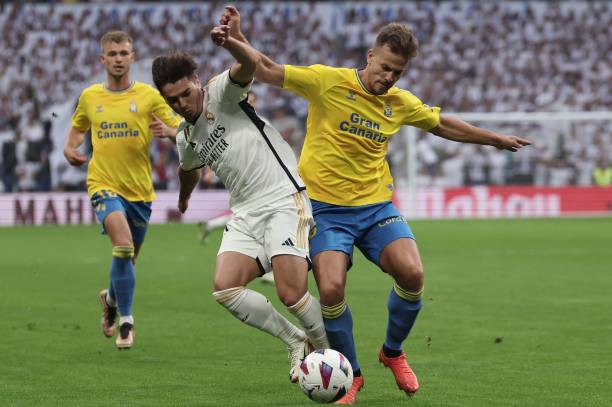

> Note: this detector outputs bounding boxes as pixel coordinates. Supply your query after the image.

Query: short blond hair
[100,31,133,52]
[375,23,418,60]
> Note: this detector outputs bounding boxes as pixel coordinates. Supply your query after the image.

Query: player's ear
[366,48,374,65]
[194,75,201,88]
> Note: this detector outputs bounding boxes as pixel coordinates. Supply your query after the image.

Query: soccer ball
[298,349,353,403]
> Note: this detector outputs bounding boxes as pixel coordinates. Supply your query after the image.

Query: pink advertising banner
[1,186,611,226]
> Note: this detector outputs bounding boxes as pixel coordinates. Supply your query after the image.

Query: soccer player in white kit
[152,25,328,382]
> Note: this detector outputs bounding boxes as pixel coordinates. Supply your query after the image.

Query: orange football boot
[334,375,364,405]
[378,348,419,395]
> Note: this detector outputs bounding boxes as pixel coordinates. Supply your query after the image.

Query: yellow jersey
[283,64,440,206]
[71,81,180,201]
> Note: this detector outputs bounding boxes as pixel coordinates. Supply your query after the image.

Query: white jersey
[176,70,305,211]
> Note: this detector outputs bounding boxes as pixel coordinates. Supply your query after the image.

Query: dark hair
[152,50,199,92]
[375,23,419,60]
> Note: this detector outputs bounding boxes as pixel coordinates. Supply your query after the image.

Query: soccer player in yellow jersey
[222,6,530,402]
[63,31,179,349]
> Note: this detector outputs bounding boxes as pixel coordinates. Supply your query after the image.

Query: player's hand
[150,113,176,141]
[211,25,230,46]
[496,135,532,152]
[63,147,88,166]
[178,197,189,213]
[220,6,241,39]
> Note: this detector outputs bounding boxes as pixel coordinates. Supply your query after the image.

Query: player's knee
[112,237,134,248]
[277,287,307,308]
[395,260,424,292]
[317,280,345,306]
[212,278,230,292]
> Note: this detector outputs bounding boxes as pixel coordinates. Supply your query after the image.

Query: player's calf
[287,292,330,350]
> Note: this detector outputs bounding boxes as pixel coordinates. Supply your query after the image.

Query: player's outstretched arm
[430,115,532,152]
[177,167,201,213]
[63,127,88,166]
[220,6,248,44]
[211,25,259,86]
[219,5,285,88]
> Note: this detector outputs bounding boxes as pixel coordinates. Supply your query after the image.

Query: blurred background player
[198,90,275,284]
[152,25,328,382]
[222,6,531,403]
[63,31,179,349]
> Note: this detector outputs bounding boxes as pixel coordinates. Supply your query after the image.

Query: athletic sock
[384,283,423,352]
[213,287,305,346]
[110,246,135,317]
[382,344,402,358]
[287,292,330,349]
[321,300,360,373]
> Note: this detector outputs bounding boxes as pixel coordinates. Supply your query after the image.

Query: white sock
[119,315,134,326]
[287,292,330,349]
[207,214,232,230]
[213,287,305,346]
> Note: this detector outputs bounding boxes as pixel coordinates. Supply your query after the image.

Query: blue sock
[110,246,135,317]
[322,301,360,374]
[384,284,422,351]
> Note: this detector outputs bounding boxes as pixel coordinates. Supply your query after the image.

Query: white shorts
[218,191,313,274]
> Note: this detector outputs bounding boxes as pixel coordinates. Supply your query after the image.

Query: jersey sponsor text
[97,121,140,139]
[339,112,388,143]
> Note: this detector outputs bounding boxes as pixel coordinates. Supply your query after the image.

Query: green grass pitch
[1,218,611,406]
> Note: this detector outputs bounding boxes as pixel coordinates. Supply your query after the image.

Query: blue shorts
[309,200,415,268]
[90,190,152,244]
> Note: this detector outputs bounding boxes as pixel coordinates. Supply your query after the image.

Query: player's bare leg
[212,252,308,382]
[378,238,424,395]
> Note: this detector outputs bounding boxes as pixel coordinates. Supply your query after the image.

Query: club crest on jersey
[130,101,137,113]
[96,105,103,113]
[384,100,393,117]
[346,90,356,101]
[205,110,215,124]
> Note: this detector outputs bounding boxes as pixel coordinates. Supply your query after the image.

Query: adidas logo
[281,238,295,247]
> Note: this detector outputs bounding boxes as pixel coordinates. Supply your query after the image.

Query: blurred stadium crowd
[0,1,611,193]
